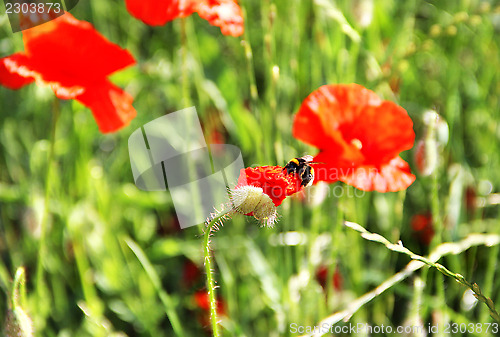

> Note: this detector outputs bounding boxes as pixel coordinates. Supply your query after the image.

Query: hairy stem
[203,210,233,337]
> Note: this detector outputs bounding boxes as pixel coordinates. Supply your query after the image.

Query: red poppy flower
[316,265,343,291]
[193,290,226,332]
[125,0,244,37]
[230,166,304,226]
[465,186,477,215]
[411,213,434,246]
[293,84,415,192]
[0,13,136,133]
[194,290,225,314]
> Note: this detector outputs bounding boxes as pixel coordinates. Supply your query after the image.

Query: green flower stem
[12,267,33,337]
[35,99,60,321]
[203,211,233,337]
[125,237,185,337]
[344,221,500,322]
[481,244,500,322]
[241,7,258,107]
[180,18,191,108]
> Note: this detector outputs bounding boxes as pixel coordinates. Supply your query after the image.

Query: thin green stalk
[203,211,232,337]
[480,244,500,322]
[424,112,443,248]
[35,99,60,322]
[241,7,259,107]
[325,187,344,305]
[180,18,191,107]
[10,267,33,337]
[125,237,185,337]
[423,113,447,331]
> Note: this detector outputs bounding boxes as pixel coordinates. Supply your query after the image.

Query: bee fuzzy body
[283,155,316,187]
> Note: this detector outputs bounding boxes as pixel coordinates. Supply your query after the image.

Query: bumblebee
[283,155,318,187]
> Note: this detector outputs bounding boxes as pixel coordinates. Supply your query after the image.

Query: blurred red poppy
[465,186,477,215]
[183,259,202,289]
[411,213,434,245]
[125,0,244,37]
[193,290,226,331]
[194,290,226,313]
[293,84,415,192]
[316,265,343,291]
[0,13,136,133]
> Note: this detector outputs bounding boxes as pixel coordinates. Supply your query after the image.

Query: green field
[1,0,500,336]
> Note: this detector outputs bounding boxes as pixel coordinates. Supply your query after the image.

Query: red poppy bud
[230,166,304,227]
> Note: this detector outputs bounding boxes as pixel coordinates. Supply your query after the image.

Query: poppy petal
[23,13,135,82]
[293,84,382,148]
[339,156,416,192]
[344,102,414,166]
[76,80,136,133]
[0,52,84,98]
[0,54,35,89]
[125,0,194,25]
[195,0,244,37]
[293,83,416,192]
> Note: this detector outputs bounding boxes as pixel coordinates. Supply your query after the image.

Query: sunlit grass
[1,0,500,336]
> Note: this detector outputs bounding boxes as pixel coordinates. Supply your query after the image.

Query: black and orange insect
[283,155,320,187]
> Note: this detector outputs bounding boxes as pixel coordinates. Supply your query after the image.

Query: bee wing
[301,155,314,163]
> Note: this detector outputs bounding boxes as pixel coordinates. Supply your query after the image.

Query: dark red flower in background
[194,290,226,332]
[0,13,136,133]
[411,213,434,246]
[125,0,244,37]
[194,290,226,314]
[183,259,202,289]
[293,84,415,192]
[316,265,343,292]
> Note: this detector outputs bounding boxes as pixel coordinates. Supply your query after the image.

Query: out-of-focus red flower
[125,0,193,25]
[0,13,136,133]
[411,213,434,246]
[465,185,478,218]
[201,109,227,145]
[125,0,244,37]
[183,259,202,289]
[316,265,343,291]
[293,84,415,192]
[194,290,226,331]
[194,290,226,314]
[196,0,244,36]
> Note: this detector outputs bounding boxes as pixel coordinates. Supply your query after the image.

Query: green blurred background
[1,0,500,336]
